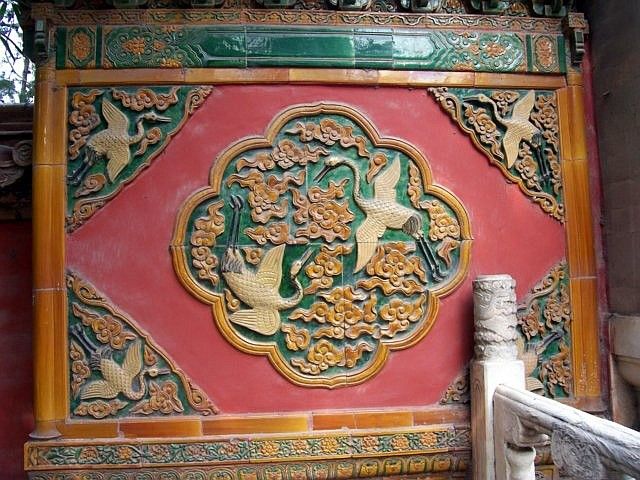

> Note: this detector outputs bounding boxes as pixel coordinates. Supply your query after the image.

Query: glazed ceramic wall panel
[65,84,566,413]
[25,4,600,478]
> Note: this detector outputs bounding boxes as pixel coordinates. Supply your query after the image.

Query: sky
[0,3,34,104]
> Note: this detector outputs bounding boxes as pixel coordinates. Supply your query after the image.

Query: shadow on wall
[0,104,34,479]
[0,221,34,479]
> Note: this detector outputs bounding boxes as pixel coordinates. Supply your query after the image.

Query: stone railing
[471,274,640,480]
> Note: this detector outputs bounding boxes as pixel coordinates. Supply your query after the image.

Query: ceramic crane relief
[70,324,170,400]
[465,90,540,170]
[221,196,313,336]
[173,103,472,387]
[314,155,445,281]
[429,88,564,221]
[67,99,171,186]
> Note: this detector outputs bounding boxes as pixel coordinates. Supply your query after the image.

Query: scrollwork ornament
[439,367,470,404]
[516,261,572,398]
[428,87,564,222]
[551,426,604,480]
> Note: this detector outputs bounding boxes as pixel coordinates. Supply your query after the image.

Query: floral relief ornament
[429,87,564,222]
[66,85,213,232]
[516,261,572,398]
[172,102,471,387]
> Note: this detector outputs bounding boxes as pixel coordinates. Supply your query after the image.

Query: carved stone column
[471,275,526,480]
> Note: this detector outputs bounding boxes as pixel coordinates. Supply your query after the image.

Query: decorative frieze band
[25,425,471,471]
[56,24,565,74]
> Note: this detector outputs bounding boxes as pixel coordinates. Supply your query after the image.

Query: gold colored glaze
[74,399,128,419]
[130,381,186,415]
[292,180,353,243]
[556,87,601,405]
[49,405,465,440]
[68,89,103,161]
[534,36,558,71]
[31,59,66,440]
[304,244,352,295]
[172,102,471,388]
[118,418,203,438]
[222,244,307,336]
[190,200,225,287]
[111,87,180,111]
[71,303,137,349]
[357,243,428,296]
[55,69,566,89]
[69,341,90,398]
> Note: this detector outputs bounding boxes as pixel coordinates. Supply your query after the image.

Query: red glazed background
[67,84,565,413]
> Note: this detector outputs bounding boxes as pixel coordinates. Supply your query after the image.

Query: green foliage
[0,0,33,104]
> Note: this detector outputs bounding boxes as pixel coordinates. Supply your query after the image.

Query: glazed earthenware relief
[172,102,472,387]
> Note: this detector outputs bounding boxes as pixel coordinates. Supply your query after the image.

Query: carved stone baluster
[471,274,528,480]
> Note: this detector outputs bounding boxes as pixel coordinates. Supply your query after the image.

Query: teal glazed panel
[354,28,394,69]
[247,26,356,68]
[102,25,246,68]
[391,30,438,70]
[57,25,565,74]
[199,27,247,67]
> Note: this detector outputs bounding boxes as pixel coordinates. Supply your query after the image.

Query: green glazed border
[57,25,566,74]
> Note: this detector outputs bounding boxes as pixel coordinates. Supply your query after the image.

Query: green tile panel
[58,24,566,74]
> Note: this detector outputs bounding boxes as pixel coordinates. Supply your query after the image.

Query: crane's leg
[67,150,96,186]
[70,323,99,353]
[230,195,244,250]
[222,195,243,273]
[415,233,446,283]
[70,324,112,371]
[530,139,551,188]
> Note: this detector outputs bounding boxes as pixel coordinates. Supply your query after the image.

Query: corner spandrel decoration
[429,87,563,222]
[516,261,572,398]
[172,103,472,387]
[66,85,212,232]
[67,272,218,418]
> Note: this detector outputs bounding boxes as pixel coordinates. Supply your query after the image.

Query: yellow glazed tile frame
[30,66,600,441]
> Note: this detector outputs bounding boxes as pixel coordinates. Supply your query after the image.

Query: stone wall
[585,0,640,428]
[585,0,640,314]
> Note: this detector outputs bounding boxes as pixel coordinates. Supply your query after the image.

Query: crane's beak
[155,115,172,123]
[290,247,314,278]
[298,247,314,267]
[314,164,334,182]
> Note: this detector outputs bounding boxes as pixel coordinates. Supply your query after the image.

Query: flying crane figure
[221,195,313,336]
[67,98,171,186]
[465,90,543,172]
[314,156,445,281]
[70,324,170,400]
